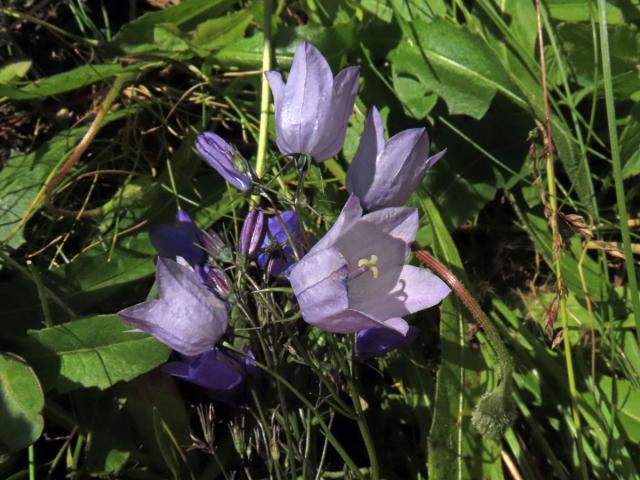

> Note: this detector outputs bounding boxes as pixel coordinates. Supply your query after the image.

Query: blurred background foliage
[1,0,639,478]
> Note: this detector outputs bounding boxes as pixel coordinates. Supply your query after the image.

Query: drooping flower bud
[206,266,232,297]
[201,229,231,261]
[196,132,252,191]
[239,209,266,258]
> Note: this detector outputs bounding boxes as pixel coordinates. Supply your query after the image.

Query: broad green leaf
[546,0,639,24]
[390,0,447,20]
[110,0,234,54]
[189,10,253,55]
[0,108,134,248]
[388,19,525,120]
[359,0,394,22]
[0,353,44,454]
[423,197,503,480]
[214,23,356,68]
[24,315,170,393]
[0,64,139,100]
[499,0,538,56]
[0,60,32,84]
[123,372,192,476]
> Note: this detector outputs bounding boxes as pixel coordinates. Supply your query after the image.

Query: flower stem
[328,337,379,479]
[535,1,588,475]
[255,0,273,180]
[414,249,513,382]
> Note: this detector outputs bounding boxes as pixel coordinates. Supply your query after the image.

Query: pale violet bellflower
[266,41,360,162]
[118,257,228,356]
[287,195,450,335]
[356,324,419,358]
[346,106,447,211]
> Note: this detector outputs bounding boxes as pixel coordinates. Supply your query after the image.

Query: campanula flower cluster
[119,40,449,404]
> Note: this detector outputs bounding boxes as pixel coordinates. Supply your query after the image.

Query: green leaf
[0,60,32,84]
[423,198,503,480]
[621,104,640,178]
[0,64,138,100]
[24,315,170,393]
[388,19,525,120]
[0,353,44,454]
[214,23,356,68]
[109,0,234,54]
[546,0,639,24]
[189,10,253,55]
[0,108,134,248]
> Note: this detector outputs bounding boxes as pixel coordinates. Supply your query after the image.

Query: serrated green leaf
[0,353,44,454]
[389,19,524,119]
[24,315,170,393]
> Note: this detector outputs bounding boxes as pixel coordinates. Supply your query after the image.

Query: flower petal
[346,106,385,195]
[312,65,360,161]
[308,194,362,254]
[352,264,450,320]
[360,128,427,209]
[149,222,206,266]
[119,258,228,356]
[360,207,419,246]
[280,41,334,154]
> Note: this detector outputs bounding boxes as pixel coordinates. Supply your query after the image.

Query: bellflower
[119,257,228,356]
[266,41,360,162]
[196,131,252,191]
[356,323,419,358]
[257,211,305,277]
[287,195,450,334]
[346,107,447,210]
[162,348,245,404]
[149,210,206,267]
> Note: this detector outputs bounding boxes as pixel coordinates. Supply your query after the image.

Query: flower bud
[471,380,516,440]
[239,209,266,258]
[206,266,232,297]
[195,132,252,191]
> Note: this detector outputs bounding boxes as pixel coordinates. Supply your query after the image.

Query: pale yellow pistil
[357,254,379,280]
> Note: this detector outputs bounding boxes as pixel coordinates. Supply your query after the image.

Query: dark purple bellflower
[287,195,450,337]
[346,106,447,211]
[257,211,305,277]
[356,323,419,358]
[196,131,252,191]
[162,347,252,404]
[266,41,360,162]
[149,210,206,267]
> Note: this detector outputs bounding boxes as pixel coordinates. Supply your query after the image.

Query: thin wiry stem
[535,1,588,477]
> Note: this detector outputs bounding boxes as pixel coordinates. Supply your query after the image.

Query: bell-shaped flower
[149,210,207,267]
[287,195,450,334]
[119,257,228,356]
[257,210,306,277]
[356,323,419,358]
[162,347,245,404]
[196,131,252,191]
[266,41,360,162]
[346,107,447,210]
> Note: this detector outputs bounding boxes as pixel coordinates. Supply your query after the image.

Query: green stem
[328,338,379,479]
[28,445,35,480]
[597,0,640,340]
[535,0,588,476]
[255,0,273,180]
[229,347,364,479]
